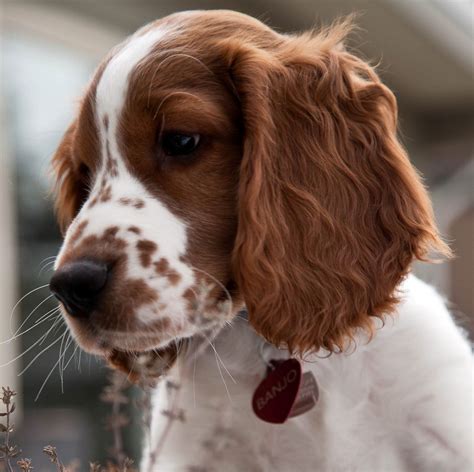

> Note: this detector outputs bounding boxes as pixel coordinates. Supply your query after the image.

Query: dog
[49,10,472,471]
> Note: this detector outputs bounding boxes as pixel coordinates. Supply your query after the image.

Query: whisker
[9,283,50,334]
[60,334,74,393]
[77,346,83,373]
[176,338,183,358]
[209,338,232,404]
[188,266,234,320]
[48,315,66,341]
[13,294,55,337]
[202,332,236,384]
[0,315,62,368]
[34,342,67,402]
[152,348,165,360]
[185,325,219,366]
[0,307,60,345]
[18,332,64,376]
[63,343,79,372]
[58,331,69,370]
[58,331,70,390]
[35,306,61,325]
[38,260,56,277]
[39,315,63,346]
[38,255,57,266]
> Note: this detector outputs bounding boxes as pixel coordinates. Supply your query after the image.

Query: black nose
[50,260,108,318]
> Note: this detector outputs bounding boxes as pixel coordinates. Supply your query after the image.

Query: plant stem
[4,401,13,472]
[112,392,125,465]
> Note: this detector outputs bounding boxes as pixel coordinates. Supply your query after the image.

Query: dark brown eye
[162,133,200,156]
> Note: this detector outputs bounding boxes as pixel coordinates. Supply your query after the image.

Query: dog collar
[239,308,319,423]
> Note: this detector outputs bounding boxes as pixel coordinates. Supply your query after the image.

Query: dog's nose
[49,260,108,318]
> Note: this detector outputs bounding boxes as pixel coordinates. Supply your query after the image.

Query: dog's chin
[106,342,180,384]
[67,325,181,384]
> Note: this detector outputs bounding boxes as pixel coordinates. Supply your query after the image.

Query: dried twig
[43,445,66,472]
[17,458,33,471]
[100,371,131,467]
[0,387,20,472]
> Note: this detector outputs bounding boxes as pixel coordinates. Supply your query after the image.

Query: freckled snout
[50,259,108,318]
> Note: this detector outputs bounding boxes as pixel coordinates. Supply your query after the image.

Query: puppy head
[51,11,449,371]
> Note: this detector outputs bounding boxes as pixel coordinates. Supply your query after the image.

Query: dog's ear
[226,21,451,353]
[51,121,87,233]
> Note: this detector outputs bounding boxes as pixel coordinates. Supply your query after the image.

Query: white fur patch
[143,275,474,471]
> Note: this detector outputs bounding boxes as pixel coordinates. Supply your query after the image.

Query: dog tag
[288,371,318,418]
[252,358,302,424]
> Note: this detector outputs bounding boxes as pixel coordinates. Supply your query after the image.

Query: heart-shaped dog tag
[252,358,302,424]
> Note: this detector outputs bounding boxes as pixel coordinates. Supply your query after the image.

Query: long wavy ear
[51,121,85,233]
[227,22,451,353]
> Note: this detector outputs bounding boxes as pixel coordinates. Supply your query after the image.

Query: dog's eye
[162,133,200,156]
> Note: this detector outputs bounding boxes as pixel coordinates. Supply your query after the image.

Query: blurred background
[0,0,472,468]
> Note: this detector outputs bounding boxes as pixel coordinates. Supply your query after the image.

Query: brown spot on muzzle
[128,226,141,235]
[69,220,88,246]
[154,258,181,285]
[136,239,157,267]
[59,227,158,331]
[154,258,169,274]
[103,225,119,240]
[166,269,181,285]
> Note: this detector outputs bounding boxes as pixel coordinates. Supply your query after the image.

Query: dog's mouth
[65,320,183,384]
[106,342,180,385]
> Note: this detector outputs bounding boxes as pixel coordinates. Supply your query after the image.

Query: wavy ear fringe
[228,20,451,355]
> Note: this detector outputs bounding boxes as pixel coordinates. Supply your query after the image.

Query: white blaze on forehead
[96,26,168,125]
[95,25,171,176]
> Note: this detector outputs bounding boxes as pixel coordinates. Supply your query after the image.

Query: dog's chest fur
[142,276,472,472]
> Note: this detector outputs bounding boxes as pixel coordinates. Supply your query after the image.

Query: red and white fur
[50,11,473,471]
